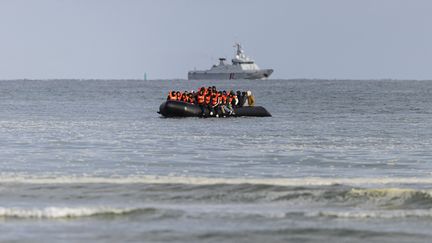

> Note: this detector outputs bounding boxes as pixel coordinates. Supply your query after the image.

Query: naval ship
[188,43,273,80]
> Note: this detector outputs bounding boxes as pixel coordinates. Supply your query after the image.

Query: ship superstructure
[188,43,273,80]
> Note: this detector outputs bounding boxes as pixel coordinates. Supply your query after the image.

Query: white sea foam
[0,174,432,186]
[309,209,432,219]
[0,206,139,219]
[348,188,432,198]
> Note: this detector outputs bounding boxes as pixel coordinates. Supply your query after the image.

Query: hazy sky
[1,0,431,80]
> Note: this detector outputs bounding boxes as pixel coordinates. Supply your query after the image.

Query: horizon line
[1,78,432,81]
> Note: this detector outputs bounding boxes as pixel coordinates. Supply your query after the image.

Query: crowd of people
[166,86,255,117]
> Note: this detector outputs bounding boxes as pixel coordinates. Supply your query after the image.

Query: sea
[0,79,432,242]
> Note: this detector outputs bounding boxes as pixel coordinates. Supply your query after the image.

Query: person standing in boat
[204,91,212,116]
[246,91,255,106]
[196,89,206,116]
[236,91,245,107]
[229,90,239,107]
[209,91,220,117]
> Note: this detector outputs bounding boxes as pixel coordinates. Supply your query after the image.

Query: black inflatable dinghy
[159,100,271,117]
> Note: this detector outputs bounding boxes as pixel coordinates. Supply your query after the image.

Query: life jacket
[211,94,219,106]
[221,94,227,104]
[181,95,188,102]
[205,95,211,105]
[168,92,177,101]
[197,93,205,104]
[231,95,238,105]
[176,93,182,101]
[189,97,195,104]
[227,95,233,104]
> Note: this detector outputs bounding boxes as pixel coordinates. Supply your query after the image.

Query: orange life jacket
[168,92,177,101]
[227,95,233,103]
[221,94,227,104]
[211,94,219,106]
[197,93,205,104]
[189,97,195,104]
[205,95,211,105]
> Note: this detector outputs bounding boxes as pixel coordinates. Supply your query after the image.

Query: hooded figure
[246,91,255,106]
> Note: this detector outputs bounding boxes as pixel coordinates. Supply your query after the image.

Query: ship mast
[234,43,243,56]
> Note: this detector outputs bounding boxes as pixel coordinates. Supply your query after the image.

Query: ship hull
[188,69,273,80]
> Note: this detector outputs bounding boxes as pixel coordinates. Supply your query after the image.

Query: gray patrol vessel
[188,43,273,80]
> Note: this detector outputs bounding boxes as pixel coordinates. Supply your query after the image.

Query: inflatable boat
[159,100,271,117]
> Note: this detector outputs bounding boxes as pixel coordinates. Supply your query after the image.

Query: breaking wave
[0,206,180,219]
[1,175,432,213]
[310,209,432,219]
[1,174,432,186]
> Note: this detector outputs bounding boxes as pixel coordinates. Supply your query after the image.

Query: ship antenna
[234,42,243,55]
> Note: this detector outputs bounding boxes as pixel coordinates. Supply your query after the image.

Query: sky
[1,0,432,80]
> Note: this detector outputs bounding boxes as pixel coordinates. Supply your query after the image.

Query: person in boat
[229,90,238,107]
[206,86,212,95]
[196,89,206,116]
[236,90,246,107]
[242,91,248,106]
[181,92,188,103]
[176,91,182,101]
[205,90,213,116]
[246,90,255,106]
[167,91,177,101]
[209,91,220,117]
[188,93,195,104]
[225,91,235,115]
[217,91,232,116]
[218,92,227,116]
[193,90,199,103]
[215,91,223,116]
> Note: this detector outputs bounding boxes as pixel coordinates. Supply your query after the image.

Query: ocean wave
[1,174,432,186]
[342,188,432,208]
[1,175,432,208]
[347,188,432,202]
[0,206,178,219]
[270,187,432,208]
[2,205,430,220]
[310,209,432,219]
